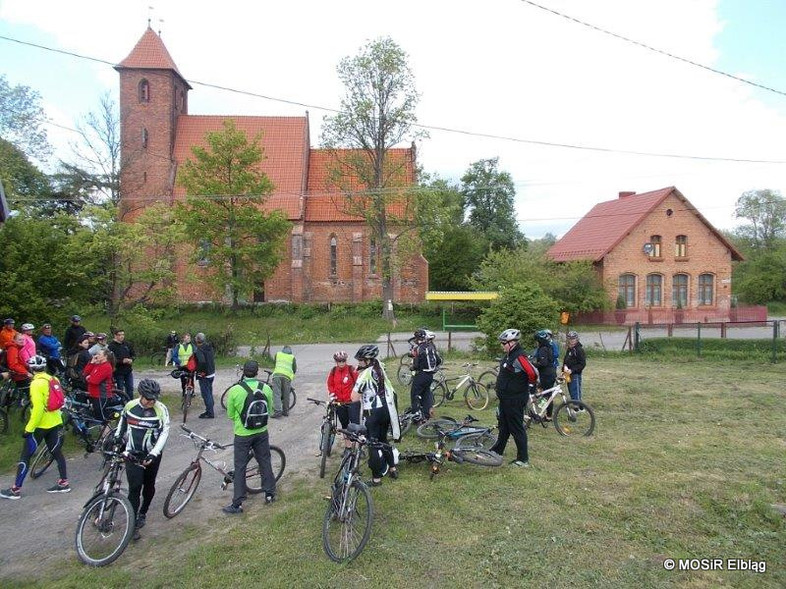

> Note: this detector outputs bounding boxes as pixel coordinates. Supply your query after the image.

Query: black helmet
[138,379,161,400]
[414,328,427,340]
[242,360,259,377]
[535,329,552,344]
[354,344,379,361]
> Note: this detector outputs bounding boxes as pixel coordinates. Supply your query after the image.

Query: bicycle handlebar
[336,427,393,450]
[179,424,227,450]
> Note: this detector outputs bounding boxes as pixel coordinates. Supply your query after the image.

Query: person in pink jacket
[19,323,37,364]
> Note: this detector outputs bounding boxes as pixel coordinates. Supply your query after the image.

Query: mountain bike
[415,414,498,449]
[323,423,385,563]
[0,378,31,432]
[220,368,297,412]
[75,449,141,567]
[525,376,595,437]
[402,417,502,479]
[430,363,490,410]
[163,425,286,519]
[149,347,168,367]
[477,363,499,394]
[387,406,417,440]
[308,397,340,479]
[171,369,196,423]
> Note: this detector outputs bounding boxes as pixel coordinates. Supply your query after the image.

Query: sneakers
[198,412,215,419]
[388,469,399,480]
[265,494,276,504]
[510,460,530,468]
[271,411,283,419]
[222,504,243,514]
[47,480,72,493]
[135,513,147,529]
[132,528,142,541]
[0,487,21,500]
[367,479,383,487]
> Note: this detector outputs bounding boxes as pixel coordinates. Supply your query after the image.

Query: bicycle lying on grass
[220,367,297,412]
[75,448,142,567]
[525,376,595,437]
[430,363,490,411]
[163,425,285,519]
[322,423,389,564]
[402,416,502,479]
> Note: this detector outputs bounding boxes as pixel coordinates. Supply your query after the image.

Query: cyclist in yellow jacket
[1,355,71,499]
[271,345,296,418]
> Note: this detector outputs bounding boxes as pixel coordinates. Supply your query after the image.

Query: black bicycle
[75,449,141,567]
[0,378,30,433]
[220,368,297,412]
[323,423,389,563]
[308,397,340,478]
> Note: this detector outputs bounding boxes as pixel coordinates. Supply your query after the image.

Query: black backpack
[238,381,269,430]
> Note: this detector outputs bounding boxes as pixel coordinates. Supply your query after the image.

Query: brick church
[115,27,428,304]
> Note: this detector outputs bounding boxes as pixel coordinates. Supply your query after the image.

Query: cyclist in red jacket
[326,351,360,453]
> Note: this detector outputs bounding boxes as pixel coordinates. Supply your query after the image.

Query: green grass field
[11,355,781,588]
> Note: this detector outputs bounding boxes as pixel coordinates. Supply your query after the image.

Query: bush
[475,283,561,353]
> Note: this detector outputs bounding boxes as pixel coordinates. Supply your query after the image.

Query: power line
[517,0,786,98]
[2,33,786,165]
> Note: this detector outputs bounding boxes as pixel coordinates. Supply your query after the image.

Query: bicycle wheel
[29,438,56,479]
[149,350,165,367]
[454,448,504,467]
[0,408,7,434]
[553,400,595,437]
[288,388,297,410]
[416,417,458,439]
[464,383,490,411]
[453,431,497,451]
[430,381,448,408]
[75,493,135,567]
[396,363,413,387]
[319,422,332,479]
[477,369,497,394]
[245,445,286,493]
[220,385,233,411]
[322,479,374,563]
[181,386,193,424]
[163,464,202,519]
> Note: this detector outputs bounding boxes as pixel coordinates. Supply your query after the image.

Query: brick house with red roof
[115,28,427,304]
[547,187,744,324]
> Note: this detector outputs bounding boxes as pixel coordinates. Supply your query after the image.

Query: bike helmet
[333,351,348,362]
[425,330,436,341]
[535,329,552,344]
[71,315,82,322]
[96,333,107,340]
[414,328,427,341]
[498,329,521,343]
[567,330,579,340]
[354,344,379,360]
[138,379,161,400]
[21,323,34,331]
[27,355,47,372]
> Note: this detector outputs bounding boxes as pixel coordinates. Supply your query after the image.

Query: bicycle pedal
[220,482,228,491]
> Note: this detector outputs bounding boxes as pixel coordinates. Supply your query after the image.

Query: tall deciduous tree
[461,158,525,251]
[0,75,51,161]
[321,37,426,319]
[0,138,52,213]
[176,120,291,309]
[733,189,786,250]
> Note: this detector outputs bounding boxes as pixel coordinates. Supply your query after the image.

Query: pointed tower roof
[115,27,192,89]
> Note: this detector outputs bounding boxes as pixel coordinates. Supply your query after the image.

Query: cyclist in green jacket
[223,360,277,513]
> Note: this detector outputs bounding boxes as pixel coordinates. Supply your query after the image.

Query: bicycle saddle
[347,422,368,436]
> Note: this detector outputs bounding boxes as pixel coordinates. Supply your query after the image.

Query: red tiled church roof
[116,27,191,88]
[172,115,309,220]
[305,148,415,222]
[547,186,744,262]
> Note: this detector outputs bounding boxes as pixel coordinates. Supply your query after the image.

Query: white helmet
[21,323,34,331]
[498,329,521,343]
[27,355,47,372]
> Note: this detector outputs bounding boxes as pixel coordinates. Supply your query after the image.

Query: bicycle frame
[527,379,569,420]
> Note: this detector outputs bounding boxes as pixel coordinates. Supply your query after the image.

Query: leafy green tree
[176,119,291,309]
[0,212,96,321]
[476,283,561,352]
[733,189,786,250]
[461,158,524,251]
[86,203,184,319]
[732,248,786,304]
[472,247,608,313]
[0,138,53,214]
[0,75,51,161]
[427,225,488,291]
[321,37,426,319]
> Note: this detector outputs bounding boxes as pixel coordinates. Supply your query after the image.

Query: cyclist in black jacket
[533,329,557,419]
[562,330,586,403]
[408,329,440,421]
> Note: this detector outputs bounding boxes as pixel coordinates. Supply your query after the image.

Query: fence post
[448,331,453,352]
[667,323,673,337]
[773,321,778,364]
[697,322,702,357]
[721,322,727,338]
[634,322,640,352]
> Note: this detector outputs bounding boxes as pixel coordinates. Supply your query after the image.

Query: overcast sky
[2,0,785,238]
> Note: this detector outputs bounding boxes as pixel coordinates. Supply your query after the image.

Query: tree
[58,92,123,207]
[0,138,52,213]
[321,37,426,319]
[176,120,291,309]
[461,158,524,251]
[0,74,51,161]
[733,189,786,250]
[475,283,561,353]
